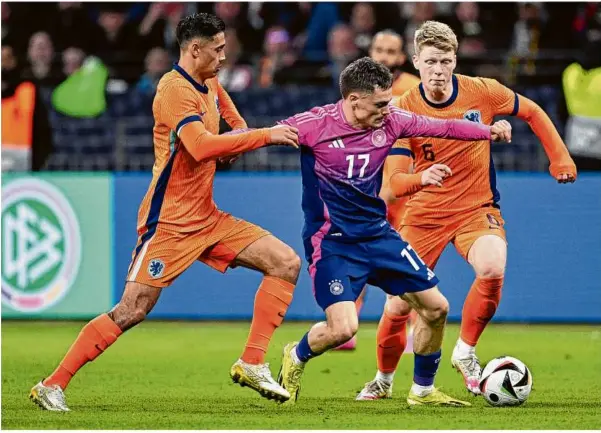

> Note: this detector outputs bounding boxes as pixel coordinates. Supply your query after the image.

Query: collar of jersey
[418,74,458,109]
[173,63,209,94]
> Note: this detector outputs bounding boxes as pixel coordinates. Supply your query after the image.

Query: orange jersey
[137,65,247,234]
[392,74,518,226]
[391,71,420,97]
[382,71,420,227]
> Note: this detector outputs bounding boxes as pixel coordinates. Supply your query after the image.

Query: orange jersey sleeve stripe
[176,115,202,136]
[389,148,413,157]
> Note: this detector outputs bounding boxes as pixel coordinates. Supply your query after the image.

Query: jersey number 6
[421,143,436,161]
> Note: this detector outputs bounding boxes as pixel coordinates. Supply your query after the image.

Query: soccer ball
[479,356,533,407]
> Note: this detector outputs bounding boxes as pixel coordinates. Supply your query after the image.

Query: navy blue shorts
[308,229,439,311]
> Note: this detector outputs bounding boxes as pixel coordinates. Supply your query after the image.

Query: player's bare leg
[453,234,506,394]
[279,301,358,403]
[356,294,411,400]
[229,235,301,402]
[400,287,470,406]
[335,287,367,350]
[30,282,162,411]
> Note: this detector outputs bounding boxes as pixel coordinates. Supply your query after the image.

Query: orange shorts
[126,211,270,287]
[399,206,506,269]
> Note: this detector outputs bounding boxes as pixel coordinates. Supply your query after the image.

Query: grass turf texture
[2,321,600,429]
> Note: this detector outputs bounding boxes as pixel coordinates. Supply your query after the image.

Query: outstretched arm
[178,122,270,161]
[515,94,577,182]
[484,77,577,182]
[392,107,493,141]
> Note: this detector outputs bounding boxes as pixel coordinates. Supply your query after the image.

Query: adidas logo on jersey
[329,139,345,149]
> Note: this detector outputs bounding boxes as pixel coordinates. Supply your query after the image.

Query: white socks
[453,338,476,358]
[290,346,305,365]
[411,383,434,397]
[376,370,395,385]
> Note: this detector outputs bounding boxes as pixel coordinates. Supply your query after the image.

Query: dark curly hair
[339,57,393,98]
[176,13,225,48]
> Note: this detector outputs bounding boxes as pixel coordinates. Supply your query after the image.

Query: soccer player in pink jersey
[275,57,512,405]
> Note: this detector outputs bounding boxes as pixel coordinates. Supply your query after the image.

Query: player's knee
[476,262,505,279]
[109,303,148,331]
[421,298,449,325]
[331,322,358,345]
[271,247,301,281]
[385,296,412,316]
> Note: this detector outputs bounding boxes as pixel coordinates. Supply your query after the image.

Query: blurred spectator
[1,45,20,93]
[404,3,438,56]
[1,3,30,55]
[47,3,94,53]
[214,2,259,53]
[447,2,488,57]
[327,24,360,84]
[89,4,144,84]
[62,47,86,77]
[139,2,186,60]
[573,3,601,69]
[218,30,253,92]
[137,47,171,94]
[258,26,296,88]
[369,30,419,95]
[350,3,376,55]
[22,32,65,87]
[300,3,341,62]
[2,44,53,171]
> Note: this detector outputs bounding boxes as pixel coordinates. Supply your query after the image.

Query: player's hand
[556,172,576,184]
[268,125,299,148]
[421,164,452,188]
[490,120,512,143]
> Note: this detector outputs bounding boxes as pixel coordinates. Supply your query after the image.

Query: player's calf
[31,282,162,409]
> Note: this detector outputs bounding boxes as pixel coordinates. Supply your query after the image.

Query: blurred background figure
[62,47,86,77]
[327,24,360,85]
[136,47,171,94]
[350,3,376,55]
[218,29,253,92]
[22,32,64,87]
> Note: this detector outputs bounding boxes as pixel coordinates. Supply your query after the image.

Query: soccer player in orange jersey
[336,30,421,351]
[357,21,576,400]
[30,13,302,411]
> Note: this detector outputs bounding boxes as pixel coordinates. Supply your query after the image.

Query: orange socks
[241,276,294,364]
[43,314,122,390]
[460,276,504,346]
[376,310,410,374]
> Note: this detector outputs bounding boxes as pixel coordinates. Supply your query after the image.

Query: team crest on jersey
[329,279,344,295]
[148,259,165,279]
[464,110,482,123]
[371,129,386,147]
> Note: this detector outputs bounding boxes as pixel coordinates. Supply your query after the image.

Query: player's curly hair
[176,13,225,47]
[414,21,458,55]
[339,57,393,98]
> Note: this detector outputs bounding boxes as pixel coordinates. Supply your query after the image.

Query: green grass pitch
[2,321,600,429]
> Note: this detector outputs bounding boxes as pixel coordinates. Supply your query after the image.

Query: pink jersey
[279,100,491,242]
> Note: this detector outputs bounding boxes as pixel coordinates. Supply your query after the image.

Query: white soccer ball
[479,356,533,406]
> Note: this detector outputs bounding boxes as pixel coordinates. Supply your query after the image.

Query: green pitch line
[2,321,600,429]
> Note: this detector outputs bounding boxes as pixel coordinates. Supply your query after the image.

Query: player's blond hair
[414,21,458,55]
